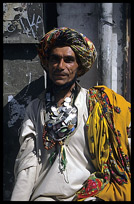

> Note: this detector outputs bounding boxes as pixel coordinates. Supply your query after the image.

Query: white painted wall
[57,3,129,96]
[57,3,99,89]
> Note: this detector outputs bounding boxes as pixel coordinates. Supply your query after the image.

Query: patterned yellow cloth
[74,85,131,201]
[37,27,97,77]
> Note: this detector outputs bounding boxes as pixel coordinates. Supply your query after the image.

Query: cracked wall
[3,3,44,43]
[3,2,131,201]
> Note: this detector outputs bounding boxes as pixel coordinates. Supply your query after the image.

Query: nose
[58,58,65,70]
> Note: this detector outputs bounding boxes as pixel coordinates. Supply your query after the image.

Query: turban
[37,27,97,77]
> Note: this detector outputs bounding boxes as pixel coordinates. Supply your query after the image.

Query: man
[11,27,131,201]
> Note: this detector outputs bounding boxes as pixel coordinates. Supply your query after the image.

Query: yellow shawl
[74,85,131,201]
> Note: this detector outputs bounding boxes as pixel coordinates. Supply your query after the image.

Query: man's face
[47,46,79,86]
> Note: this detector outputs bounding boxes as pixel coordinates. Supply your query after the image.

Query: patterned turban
[37,27,97,77]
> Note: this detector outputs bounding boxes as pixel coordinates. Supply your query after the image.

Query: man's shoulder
[26,91,45,110]
[87,85,130,111]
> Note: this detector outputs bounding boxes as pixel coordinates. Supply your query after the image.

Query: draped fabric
[73,85,131,201]
[11,84,131,201]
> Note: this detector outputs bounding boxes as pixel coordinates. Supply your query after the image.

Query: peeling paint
[3,3,131,201]
[8,95,13,102]
[3,3,44,43]
[4,82,8,86]
[7,95,32,128]
[8,97,26,127]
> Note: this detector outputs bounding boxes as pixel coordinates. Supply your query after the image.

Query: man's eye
[50,55,59,62]
[64,57,75,63]
[49,55,75,63]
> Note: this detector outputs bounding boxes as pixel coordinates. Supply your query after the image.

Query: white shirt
[11,86,96,201]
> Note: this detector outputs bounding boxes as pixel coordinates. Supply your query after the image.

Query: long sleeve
[11,166,37,200]
[11,102,38,201]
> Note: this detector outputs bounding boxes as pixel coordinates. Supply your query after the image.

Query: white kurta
[11,86,96,201]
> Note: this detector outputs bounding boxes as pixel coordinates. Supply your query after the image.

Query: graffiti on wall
[3,3,44,43]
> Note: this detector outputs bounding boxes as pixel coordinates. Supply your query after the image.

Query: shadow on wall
[3,75,44,200]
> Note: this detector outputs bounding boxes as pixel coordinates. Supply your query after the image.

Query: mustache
[52,70,68,76]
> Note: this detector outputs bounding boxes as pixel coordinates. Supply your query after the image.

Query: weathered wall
[3,3,131,201]
[97,3,129,96]
[3,3,45,200]
[3,3,44,43]
[57,3,131,98]
[57,3,99,89]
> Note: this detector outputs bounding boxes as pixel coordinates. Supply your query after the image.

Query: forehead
[50,46,76,57]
